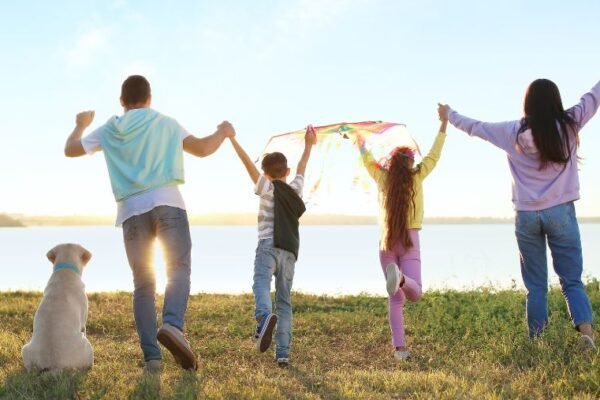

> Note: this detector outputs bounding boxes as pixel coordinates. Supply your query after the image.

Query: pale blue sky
[1,0,599,217]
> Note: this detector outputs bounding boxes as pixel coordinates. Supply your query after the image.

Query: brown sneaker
[157,324,197,370]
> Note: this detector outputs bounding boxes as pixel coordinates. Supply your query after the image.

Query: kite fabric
[258,121,421,214]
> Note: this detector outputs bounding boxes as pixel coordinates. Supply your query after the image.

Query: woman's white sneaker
[276,357,290,368]
[577,334,596,354]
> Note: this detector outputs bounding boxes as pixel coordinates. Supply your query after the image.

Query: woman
[438,78,599,350]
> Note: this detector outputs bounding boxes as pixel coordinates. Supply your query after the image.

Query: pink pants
[379,229,422,348]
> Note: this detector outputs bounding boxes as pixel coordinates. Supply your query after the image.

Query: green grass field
[1,283,598,399]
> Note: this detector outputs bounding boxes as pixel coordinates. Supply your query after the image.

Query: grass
[0,282,599,399]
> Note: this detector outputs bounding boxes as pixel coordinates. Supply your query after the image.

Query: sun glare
[153,240,167,294]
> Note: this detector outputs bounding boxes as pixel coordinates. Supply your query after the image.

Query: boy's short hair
[261,152,288,178]
[121,75,151,107]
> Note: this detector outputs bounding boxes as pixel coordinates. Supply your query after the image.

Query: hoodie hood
[98,108,185,201]
[516,129,539,155]
[104,108,162,141]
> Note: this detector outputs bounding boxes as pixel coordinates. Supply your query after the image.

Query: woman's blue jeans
[515,201,593,338]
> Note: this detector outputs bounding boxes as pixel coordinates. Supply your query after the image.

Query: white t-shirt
[254,175,304,239]
[81,125,191,226]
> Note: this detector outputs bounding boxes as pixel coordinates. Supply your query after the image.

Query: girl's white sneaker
[386,263,402,296]
[393,350,411,361]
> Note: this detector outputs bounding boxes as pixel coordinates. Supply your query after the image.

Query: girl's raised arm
[356,136,386,183]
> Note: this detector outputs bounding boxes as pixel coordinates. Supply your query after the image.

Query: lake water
[1,225,599,295]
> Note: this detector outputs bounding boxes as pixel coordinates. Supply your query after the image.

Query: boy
[64,75,235,372]
[229,125,316,366]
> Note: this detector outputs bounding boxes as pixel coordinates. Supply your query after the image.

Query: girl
[358,113,447,360]
[439,78,600,350]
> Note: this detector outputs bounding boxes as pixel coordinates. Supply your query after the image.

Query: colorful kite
[259,121,421,214]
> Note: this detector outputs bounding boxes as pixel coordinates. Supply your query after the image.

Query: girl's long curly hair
[382,147,417,251]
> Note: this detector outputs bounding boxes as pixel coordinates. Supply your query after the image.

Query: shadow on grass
[285,364,344,399]
[168,370,200,400]
[127,369,199,400]
[128,372,161,400]
[0,368,88,400]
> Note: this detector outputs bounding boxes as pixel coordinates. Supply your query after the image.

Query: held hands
[218,120,236,138]
[355,134,368,154]
[76,111,95,128]
[437,103,450,122]
[305,124,317,147]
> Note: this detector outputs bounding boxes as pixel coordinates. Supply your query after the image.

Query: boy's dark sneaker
[255,313,277,353]
[157,323,198,370]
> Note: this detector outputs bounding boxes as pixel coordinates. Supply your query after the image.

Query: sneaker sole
[386,264,400,296]
[257,314,278,353]
[157,329,197,371]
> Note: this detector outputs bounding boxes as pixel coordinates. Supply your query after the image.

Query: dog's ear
[46,246,57,264]
[80,248,92,266]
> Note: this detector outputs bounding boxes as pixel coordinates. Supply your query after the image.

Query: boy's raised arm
[229,137,260,184]
[296,125,316,176]
[64,110,95,157]
[183,121,234,157]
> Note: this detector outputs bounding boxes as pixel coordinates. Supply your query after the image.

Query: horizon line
[3,213,600,227]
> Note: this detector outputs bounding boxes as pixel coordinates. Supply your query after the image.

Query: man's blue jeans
[253,238,296,358]
[122,206,192,361]
[515,201,593,338]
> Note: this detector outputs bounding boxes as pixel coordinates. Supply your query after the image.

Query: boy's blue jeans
[515,201,593,338]
[253,238,296,358]
[122,206,192,361]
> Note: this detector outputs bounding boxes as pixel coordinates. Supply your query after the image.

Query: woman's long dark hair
[383,147,416,251]
[519,79,578,169]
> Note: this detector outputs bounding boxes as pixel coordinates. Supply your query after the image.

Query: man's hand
[218,120,236,138]
[65,110,93,157]
[437,103,450,122]
[76,111,95,129]
[305,124,317,147]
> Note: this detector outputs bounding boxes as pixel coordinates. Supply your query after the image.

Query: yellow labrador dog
[22,243,93,371]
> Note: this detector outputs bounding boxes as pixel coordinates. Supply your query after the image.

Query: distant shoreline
[3,213,600,226]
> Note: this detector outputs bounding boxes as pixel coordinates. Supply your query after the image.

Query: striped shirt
[255,175,304,239]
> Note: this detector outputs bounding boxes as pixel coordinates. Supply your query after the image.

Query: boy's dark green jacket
[273,180,306,260]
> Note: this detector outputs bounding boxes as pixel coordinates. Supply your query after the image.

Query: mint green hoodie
[99,108,185,201]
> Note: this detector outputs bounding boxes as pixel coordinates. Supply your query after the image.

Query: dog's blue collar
[53,262,81,276]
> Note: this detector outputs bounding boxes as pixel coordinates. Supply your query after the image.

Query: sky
[1,0,600,218]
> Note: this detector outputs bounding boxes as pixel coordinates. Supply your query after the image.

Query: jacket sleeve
[359,148,386,184]
[416,131,446,179]
[567,80,600,130]
[448,109,519,151]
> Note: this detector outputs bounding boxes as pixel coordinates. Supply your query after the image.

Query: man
[64,75,235,372]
